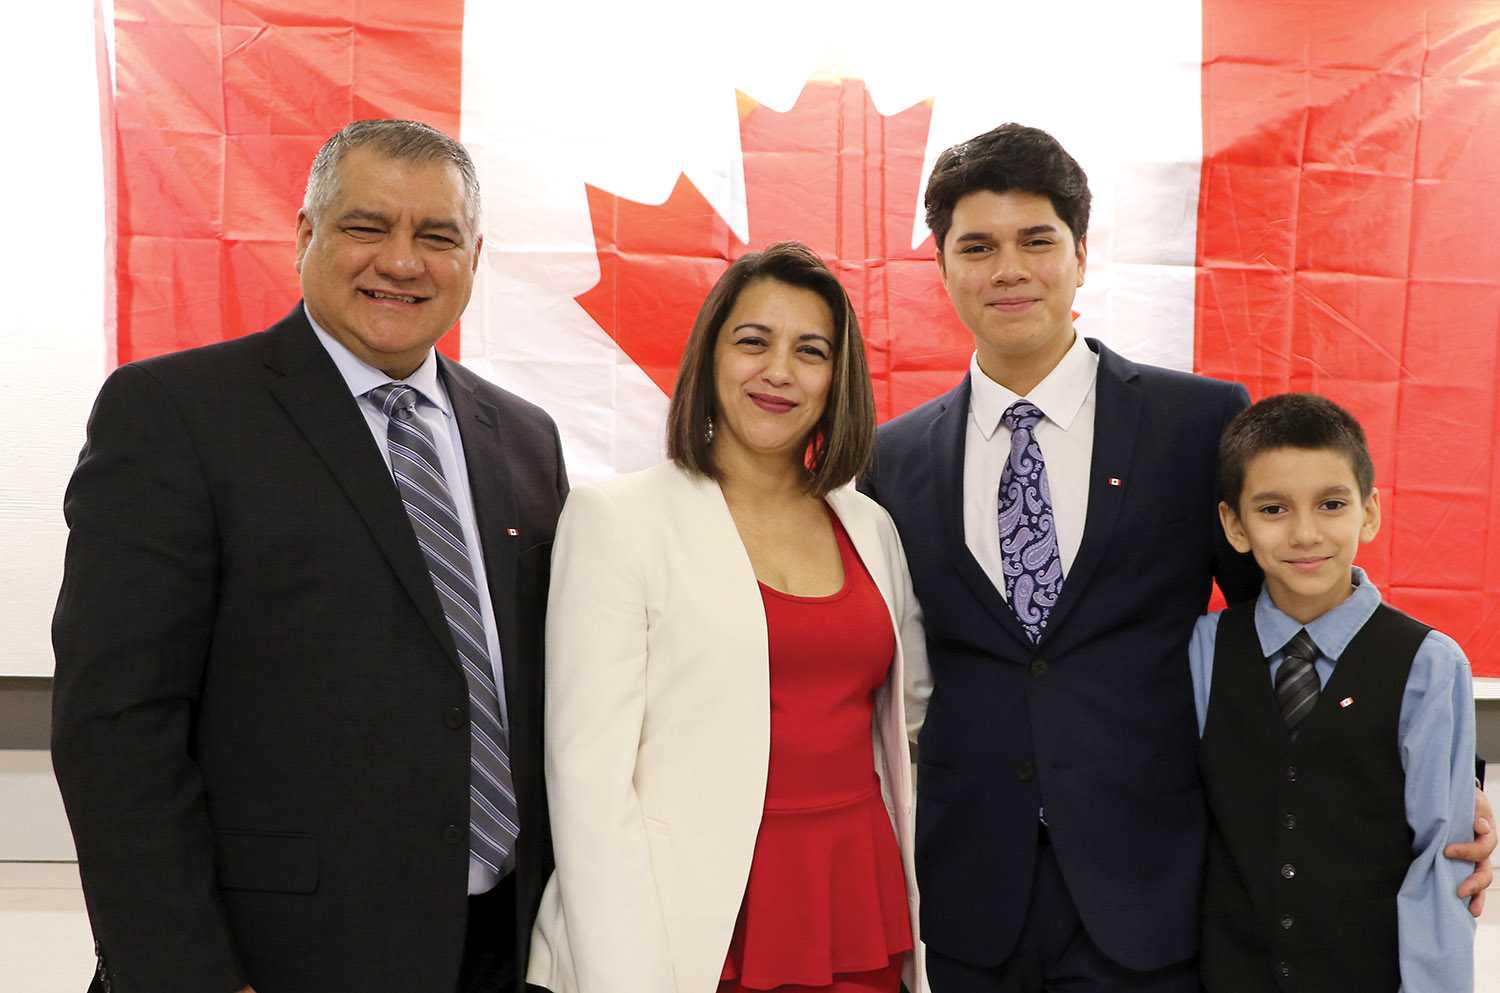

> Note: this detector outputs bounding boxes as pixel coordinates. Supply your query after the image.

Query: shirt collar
[305,303,450,417]
[968,332,1098,440]
[1253,565,1382,661]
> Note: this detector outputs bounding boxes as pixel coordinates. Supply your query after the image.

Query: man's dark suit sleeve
[51,364,246,993]
[1210,382,1262,603]
[553,419,570,500]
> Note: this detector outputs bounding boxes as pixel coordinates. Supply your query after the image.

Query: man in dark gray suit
[52,120,566,993]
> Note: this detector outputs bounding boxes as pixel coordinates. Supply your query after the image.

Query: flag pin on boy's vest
[1108,477,1122,487]
[1339,696,1355,708]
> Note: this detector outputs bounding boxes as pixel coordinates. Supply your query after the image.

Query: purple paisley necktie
[999,400,1064,642]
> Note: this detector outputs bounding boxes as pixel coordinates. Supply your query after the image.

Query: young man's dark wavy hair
[924,123,1091,252]
[1218,392,1376,511]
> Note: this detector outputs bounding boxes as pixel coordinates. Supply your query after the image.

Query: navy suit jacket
[863,339,1259,971]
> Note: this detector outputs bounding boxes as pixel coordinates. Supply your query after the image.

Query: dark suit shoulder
[1129,360,1246,402]
[117,309,309,400]
[1112,359,1250,437]
[447,361,561,436]
[877,377,965,448]
[123,326,275,382]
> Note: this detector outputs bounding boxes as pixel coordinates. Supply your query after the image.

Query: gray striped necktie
[1275,628,1321,739]
[369,383,519,872]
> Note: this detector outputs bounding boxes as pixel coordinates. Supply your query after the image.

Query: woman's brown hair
[665,241,875,497]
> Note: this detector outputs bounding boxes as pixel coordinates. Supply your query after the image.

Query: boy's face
[1219,446,1380,624]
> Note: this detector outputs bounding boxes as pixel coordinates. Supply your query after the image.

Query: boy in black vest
[1189,393,1476,992]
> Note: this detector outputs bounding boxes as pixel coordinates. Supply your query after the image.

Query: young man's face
[937,189,1085,377]
[1219,446,1381,624]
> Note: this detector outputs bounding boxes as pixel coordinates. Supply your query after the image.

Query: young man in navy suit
[862,123,1494,992]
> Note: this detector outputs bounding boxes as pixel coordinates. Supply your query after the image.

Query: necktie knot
[1002,400,1045,433]
[1281,629,1319,666]
[369,382,421,419]
[1275,628,1321,738]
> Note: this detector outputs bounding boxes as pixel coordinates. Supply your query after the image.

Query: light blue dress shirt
[308,308,510,894]
[1188,567,1476,993]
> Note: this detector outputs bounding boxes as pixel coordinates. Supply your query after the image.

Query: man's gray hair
[302,119,482,234]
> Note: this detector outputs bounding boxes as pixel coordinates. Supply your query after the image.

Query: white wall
[1,2,110,677]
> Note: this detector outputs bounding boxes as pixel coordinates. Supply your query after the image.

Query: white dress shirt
[963,333,1099,599]
[307,308,510,894]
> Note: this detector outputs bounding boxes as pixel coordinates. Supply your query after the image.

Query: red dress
[719,516,913,993]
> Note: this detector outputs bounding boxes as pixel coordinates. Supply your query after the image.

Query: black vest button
[445,707,464,729]
[1277,962,1291,978]
[1283,813,1296,830]
[1280,863,1296,879]
[1017,762,1036,782]
[1030,658,1049,677]
[443,824,463,845]
[1285,765,1297,782]
[1280,914,1295,930]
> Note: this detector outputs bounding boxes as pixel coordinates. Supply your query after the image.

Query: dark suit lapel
[262,310,457,662]
[1040,340,1142,642]
[934,375,1035,650]
[441,359,523,703]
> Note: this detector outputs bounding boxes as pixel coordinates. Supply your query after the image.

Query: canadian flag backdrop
[5,0,1500,683]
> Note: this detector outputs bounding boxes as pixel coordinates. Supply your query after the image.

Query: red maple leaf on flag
[576,79,976,421]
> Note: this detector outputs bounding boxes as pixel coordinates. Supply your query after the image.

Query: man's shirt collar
[305,303,450,417]
[1253,565,1381,661]
[968,332,1097,440]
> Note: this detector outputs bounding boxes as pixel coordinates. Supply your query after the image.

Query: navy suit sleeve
[51,364,247,993]
[858,435,881,505]
[552,417,570,500]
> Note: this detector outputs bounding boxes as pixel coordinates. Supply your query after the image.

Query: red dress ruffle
[719,516,912,992]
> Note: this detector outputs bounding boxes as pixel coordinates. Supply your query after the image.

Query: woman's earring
[704,415,715,445]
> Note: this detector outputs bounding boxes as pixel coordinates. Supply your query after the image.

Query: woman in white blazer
[528,243,930,993]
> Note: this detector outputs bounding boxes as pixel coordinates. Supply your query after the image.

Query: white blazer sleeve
[544,483,675,992]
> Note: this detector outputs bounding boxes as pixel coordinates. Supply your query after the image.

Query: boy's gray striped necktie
[1275,628,1321,739]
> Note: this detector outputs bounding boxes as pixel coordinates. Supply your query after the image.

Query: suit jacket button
[444,824,464,845]
[1283,813,1297,830]
[1280,863,1296,879]
[1029,658,1049,677]
[1016,762,1036,783]
[445,707,464,729]
[1280,914,1295,930]
[1285,765,1297,782]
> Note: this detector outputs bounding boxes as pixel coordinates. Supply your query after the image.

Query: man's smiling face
[295,145,481,378]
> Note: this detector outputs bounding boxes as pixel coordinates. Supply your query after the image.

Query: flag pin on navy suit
[1108,477,1123,487]
[1339,696,1355,708]
[506,528,519,536]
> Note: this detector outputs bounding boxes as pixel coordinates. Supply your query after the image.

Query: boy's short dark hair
[1218,393,1376,510]
[924,123,1091,252]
